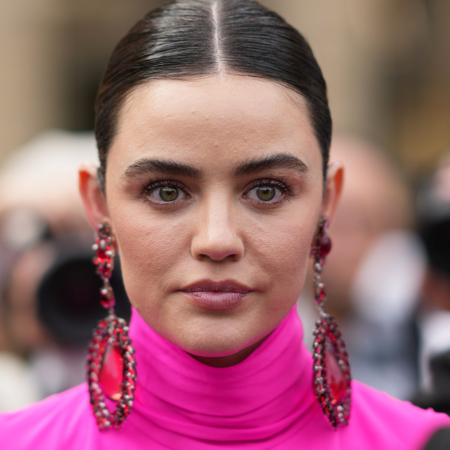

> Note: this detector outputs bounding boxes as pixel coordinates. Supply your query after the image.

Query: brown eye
[158,187,179,201]
[256,186,275,201]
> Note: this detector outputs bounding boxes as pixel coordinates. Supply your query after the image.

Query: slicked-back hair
[95,0,332,187]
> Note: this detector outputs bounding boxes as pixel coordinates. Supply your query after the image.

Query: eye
[157,186,179,202]
[147,184,188,203]
[246,185,284,203]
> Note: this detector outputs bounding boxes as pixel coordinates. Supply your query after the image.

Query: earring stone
[86,223,137,430]
[311,217,351,429]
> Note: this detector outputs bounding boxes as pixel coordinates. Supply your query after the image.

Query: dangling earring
[86,223,137,430]
[311,217,351,428]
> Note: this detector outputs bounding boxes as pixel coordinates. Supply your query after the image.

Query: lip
[179,279,254,311]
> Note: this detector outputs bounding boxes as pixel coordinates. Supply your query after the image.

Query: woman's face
[81,75,341,365]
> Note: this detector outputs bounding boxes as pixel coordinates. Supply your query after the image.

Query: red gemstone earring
[86,223,137,430]
[311,217,351,429]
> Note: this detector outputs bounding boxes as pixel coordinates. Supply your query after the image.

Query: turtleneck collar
[127,306,318,447]
[4,305,450,450]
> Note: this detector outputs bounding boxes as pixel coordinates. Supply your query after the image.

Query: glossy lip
[179,279,254,311]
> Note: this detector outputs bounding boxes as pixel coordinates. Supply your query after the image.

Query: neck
[189,336,268,368]
[127,305,315,446]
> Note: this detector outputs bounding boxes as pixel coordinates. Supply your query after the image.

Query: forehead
[110,75,321,172]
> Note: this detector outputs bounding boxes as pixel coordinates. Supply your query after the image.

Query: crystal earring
[86,223,137,430]
[311,217,351,428]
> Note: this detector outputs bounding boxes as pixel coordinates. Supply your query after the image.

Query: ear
[79,162,110,230]
[320,160,344,224]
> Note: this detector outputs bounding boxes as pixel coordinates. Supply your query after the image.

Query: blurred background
[2,0,450,174]
[0,0,450,413]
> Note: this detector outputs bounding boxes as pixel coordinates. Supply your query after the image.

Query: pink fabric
[1,306,449,449]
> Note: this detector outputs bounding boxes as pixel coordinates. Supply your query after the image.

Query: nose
[191,195,244,262]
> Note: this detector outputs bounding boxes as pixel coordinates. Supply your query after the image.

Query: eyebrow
[123,158,201,179]
[123,153,308,180]
[235,153,308,177]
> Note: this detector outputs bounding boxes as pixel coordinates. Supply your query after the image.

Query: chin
[134,296,281,362]
[177,332,251,357]
[173,319,266,359]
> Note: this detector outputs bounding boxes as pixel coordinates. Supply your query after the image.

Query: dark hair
[95,0,332,187]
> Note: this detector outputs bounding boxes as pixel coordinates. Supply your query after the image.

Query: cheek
[109,206,191,309]
[244,207,319,304]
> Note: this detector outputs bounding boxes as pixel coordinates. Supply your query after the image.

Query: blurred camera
[37,238,131,345]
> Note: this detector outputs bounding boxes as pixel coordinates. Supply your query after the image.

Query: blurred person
[412,154,450,416]
[1,1,449,449]
[0,209,50,410]
[0,213,42,411]
[0,131,130,408]
[0,208,130,406]
[0,130,97,410]
[300,135,423,399]
[323,136,413,320]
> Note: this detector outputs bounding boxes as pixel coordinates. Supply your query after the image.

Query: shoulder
[351,380,449,423]
[0,384,98,450]
[346,381,450,450]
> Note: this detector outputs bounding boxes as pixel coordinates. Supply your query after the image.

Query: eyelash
[140,177,294,206]
[142,179,186,193]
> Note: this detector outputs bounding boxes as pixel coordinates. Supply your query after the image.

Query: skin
[79,75,343,367]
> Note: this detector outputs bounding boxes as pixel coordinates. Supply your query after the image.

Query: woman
[1,0,449,448]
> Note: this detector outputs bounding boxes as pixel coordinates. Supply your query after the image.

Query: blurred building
[1,0,450,180]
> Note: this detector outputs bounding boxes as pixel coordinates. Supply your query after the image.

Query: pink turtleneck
[1,307,449,449]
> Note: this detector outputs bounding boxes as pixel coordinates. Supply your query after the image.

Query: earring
[311,217,351,429]
[86,223,137,430]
